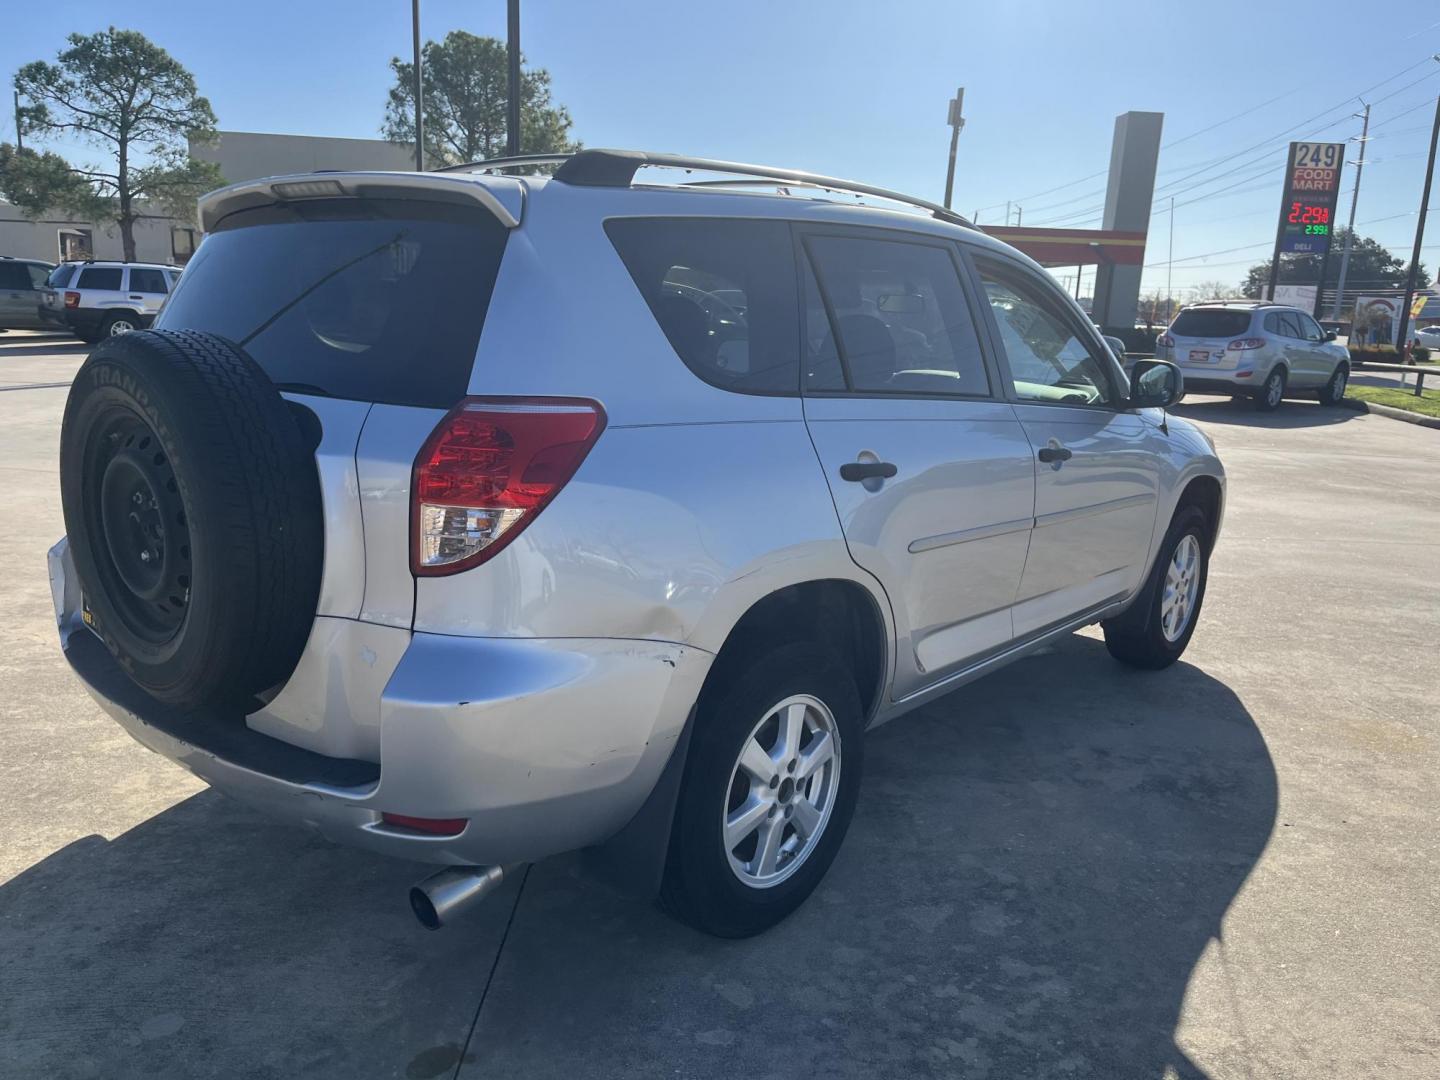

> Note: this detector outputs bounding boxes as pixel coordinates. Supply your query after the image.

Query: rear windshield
[158,198,508,407]
[1170,309,1253,338]
[46,264,76,288]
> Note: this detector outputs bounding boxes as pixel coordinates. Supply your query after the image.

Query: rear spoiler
[196,171,524,232]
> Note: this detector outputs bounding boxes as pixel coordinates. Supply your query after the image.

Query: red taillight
[380,813,467,836]
[1228,337,1266,350]
[1157,333,1175,348]
[64,291,80,309]
[411,397,605,576]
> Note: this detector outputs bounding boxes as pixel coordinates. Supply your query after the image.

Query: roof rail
[441,148,974,228]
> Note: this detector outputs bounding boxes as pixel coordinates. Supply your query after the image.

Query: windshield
[1171,309,1254,339]
[157,198,507,408]
[45,264,76,288]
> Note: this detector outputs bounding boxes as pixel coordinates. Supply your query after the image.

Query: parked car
[38,260,182,342]
[1155,301,1349,411]
[0,255,56,331]
[49,151,1223,937]
[1414,325,1440,352]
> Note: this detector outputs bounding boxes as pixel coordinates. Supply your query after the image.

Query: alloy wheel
[722,693,841,888]
[1160,534,1201,643]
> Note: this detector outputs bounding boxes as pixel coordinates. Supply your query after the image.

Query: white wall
[0,205,183,265]
[190,130,415,185]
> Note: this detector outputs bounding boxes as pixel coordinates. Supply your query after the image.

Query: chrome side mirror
[1128,359,1183,409]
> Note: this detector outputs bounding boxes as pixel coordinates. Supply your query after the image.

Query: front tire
[1318,362,1349,406]
[661,642,863,937]
[1103,506,1209,670]
[1254,367,1286,411]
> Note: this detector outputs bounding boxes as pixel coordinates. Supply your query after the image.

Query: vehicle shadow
[1173,394,1357,428]
[0,342,90,360]
[462,633,1277,1079]
[0,635,1276,1080]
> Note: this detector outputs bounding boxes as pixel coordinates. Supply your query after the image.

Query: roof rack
[440,149,974,229]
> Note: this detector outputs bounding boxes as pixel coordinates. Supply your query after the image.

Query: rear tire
[100,312,140,338]
[59,329,322,709]
[1318,362,1349,406]
[1103,506,1209,670]
[660,641,863,937]
[1253,367,1286,411]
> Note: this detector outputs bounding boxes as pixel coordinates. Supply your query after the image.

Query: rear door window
[802,233,990,396]
[128,268,169,294]
[157,199,508,408]
[605,217,799,394]
[0,263,28,290]
[1171,309,1253,338]
[77,267,123,291]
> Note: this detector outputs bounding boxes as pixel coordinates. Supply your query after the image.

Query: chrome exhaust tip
[409,864,506,930]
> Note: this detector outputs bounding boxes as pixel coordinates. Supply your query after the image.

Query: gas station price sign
[1275,141,1345,255]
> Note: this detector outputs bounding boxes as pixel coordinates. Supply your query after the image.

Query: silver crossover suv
[49,151,1223,937]
[1156,301,1350,411]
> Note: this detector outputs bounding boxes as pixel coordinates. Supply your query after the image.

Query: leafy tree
[1240,229,1430,300]
[383,30,578,167]
[4,28,221,261]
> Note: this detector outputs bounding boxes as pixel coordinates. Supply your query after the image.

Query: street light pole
[411,0,424,170]
[943,88,965,211]
[1166,196,1175,320]
[506,0,522,157]
[1395,93,1440,358]
[1331,102,1371,321]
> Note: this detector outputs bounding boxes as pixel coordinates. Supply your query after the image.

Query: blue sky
[6,0,1440,297]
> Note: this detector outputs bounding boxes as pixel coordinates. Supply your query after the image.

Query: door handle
[1037,445,1072,463]
[128,294,143,300]
[840,461,898,482]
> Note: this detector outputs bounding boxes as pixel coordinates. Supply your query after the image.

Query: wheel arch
[1174,473,1223,553]
[702,578,889,724]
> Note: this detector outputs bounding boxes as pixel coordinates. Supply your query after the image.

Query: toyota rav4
[49,151,1222,937]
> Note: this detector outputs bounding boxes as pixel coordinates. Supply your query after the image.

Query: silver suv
[48,151,1223,937]
[38,260,181,342]
[1156,301,1350,411]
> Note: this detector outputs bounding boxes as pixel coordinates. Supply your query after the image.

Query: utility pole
[943,88,965,211]
[1331,103,1371,321]
[1166,196,1175,319]
[12,90,22,151]
[411,0,424,170]
[1014,205,1022,226]
[506,0,522,157]
[1395,93,1440,357]
[1005,200,1012,226]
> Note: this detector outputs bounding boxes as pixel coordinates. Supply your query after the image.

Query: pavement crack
[451,863,532,1080]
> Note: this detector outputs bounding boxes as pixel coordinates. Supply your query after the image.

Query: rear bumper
[1178,371,1260,395]
[49,538,712,867]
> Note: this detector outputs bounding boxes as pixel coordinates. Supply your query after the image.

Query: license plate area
[1188,348,1215,363]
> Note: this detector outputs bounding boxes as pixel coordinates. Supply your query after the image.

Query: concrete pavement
[1,340,1436,1079]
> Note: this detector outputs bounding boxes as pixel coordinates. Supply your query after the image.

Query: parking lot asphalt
[1,332,1436,1079]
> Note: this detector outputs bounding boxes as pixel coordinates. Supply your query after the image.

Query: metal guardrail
[1351,361,1439,397]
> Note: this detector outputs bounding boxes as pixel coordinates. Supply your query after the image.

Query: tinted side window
[974,257,1116,407]
[129,268,169,294]
[77,267,123,290]
[605,218,799,394]
[803,234,989,396]
[1264,313,1281,334]
[1295,312,1323,341]
[1277,312,1303,338]
[26,264,49,289]
[0,263,27,289]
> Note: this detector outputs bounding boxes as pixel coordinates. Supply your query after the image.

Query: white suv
[48,151,1223,936]
[1156,301,1350,411]
[39,260,181,342]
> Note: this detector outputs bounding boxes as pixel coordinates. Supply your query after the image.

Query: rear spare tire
[59,329,322,710]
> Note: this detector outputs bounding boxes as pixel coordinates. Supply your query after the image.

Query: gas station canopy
[980,226,1147,268]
